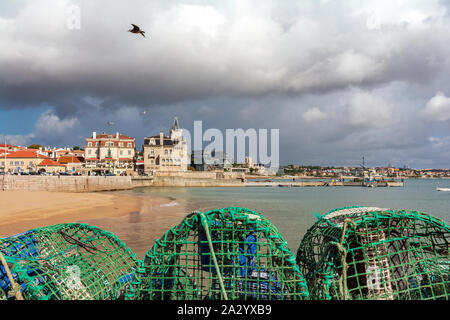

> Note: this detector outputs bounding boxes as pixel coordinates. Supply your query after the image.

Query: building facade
[84,132,135,175]
[143,117,189,174]
[1,150,49,173]
[57,156,84,174]
[36,159,66,174]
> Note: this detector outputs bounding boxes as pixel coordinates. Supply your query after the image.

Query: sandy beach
[0,190,190,258]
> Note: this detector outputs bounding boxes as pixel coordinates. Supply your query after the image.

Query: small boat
[436,187,450,192]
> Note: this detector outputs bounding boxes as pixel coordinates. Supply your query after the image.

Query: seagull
[128,24,146,38]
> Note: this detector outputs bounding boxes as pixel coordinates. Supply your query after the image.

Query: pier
[245,181,404,187]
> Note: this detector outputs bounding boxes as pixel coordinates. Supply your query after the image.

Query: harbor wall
[0,175,403,192]
[149,171,246,187]
[154,171,245,180]
[151,176,245,187]
[0,174,245,191]
[1,176,133,192]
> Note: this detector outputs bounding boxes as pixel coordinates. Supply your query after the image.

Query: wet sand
[0,191,190,259]
[78,197,190,259]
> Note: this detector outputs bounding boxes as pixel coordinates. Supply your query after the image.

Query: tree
[73,146,80,150]
[28,144,42,149]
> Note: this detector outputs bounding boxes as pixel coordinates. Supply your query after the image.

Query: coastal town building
[57,156,84,174]
[38,147,85,160]
[190,150,232,171]
[36,158,66,174]
[0,144,26,154]
[1,149,49,173]
[84,132,135,175]
[143,117,189,174]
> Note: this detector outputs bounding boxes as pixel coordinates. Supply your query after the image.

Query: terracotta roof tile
[57,156,84,164]
[6,150,48,159]
[38,158,65,166]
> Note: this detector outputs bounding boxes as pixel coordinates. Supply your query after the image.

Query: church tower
[170,116,182,142]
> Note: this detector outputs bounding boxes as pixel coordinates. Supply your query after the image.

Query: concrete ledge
[1,176,133,192]
[152,176,245,187]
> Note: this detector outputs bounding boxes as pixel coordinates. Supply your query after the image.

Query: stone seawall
[0,175,245,191]
[1,176,133,192]
[152,176,245,187]
[131,177,154,188]
[155,171,245,180]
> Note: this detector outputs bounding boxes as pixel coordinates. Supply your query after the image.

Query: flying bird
[128,24,146,38]
[141,110,148,116]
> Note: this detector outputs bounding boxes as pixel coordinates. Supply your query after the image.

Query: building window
[165,150,168,155]
[119,143,124,147]
[150,150,154,156]
[88,150,92,155]
[120,150,123,156]
[128,150,131,155]
[127,143,132,147]
[88,142,92,147]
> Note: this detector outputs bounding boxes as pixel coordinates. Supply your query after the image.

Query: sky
[1,0,450,168]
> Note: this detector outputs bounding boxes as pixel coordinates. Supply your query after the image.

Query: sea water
[115,178,450,252]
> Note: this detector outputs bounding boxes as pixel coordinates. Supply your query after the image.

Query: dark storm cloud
[1,0,450,110]
[1,0,450,167]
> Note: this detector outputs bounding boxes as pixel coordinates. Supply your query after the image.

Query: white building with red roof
[57,155,84,174]
[84,132,135,175]
[36,158,66,174]
[0,144,26,154]
[1,149,49,173]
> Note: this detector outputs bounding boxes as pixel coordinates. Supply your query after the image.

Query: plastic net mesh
[297,206,450,300]
[1,206,448,301]
[0,223,139,300]
[126,207,309,300]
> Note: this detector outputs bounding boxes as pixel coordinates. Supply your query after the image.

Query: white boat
[436,187,450,192]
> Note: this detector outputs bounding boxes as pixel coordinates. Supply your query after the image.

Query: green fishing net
[126,207,309,300]
[1,206,448,301]
[297,206,450,300]
[0,223,139,300]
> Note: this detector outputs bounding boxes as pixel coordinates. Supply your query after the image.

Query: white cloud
[303,107,328,123]
[1,0,450,106]
[429,136,450,148]
[0,1,450,168]
[422,92,450,121]
[34,110,78,134]
[348,91,398,127]
[0,133,35,147]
